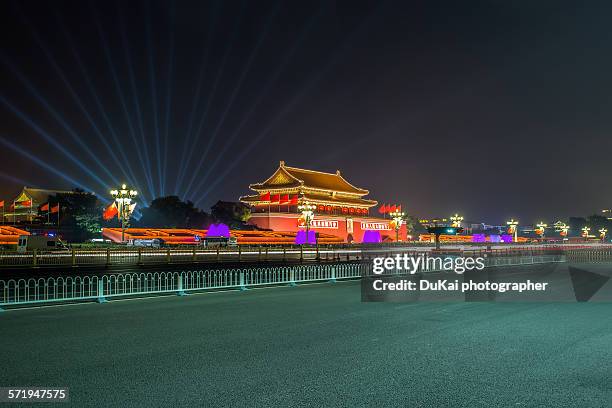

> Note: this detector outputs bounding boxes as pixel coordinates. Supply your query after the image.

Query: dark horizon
[1,0,611,224]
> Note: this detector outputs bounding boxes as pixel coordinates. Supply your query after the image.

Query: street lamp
[535,222,548,239]
[297,202,316,244]
[506,219,519,242]
[450,213,463,228]
[556,222,570,240]
[389,209,405,242]
[581,226,591,242]
[599,228,608,242]
[110,184,138,242]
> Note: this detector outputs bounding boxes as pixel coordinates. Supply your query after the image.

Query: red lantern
[349,208,355,214]
[318,205,324,211]
[326,205,332,212]
[342,207,348,214]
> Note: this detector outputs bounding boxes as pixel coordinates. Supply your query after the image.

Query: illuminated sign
[302,220,339,229]
[360,222,391,231]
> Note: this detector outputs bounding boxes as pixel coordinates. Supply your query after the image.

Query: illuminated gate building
[240,161,407,243]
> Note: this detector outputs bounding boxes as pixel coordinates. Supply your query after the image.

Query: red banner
[271,194,280,203]
[280,194,289,204]
[289,195,298,205]
[259,192,270,202]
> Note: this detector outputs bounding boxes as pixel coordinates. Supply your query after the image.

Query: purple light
[489,234,501,243]
[295,230,317,245]
[472,234,486,243]
[501,234,513,243]
[206,223,230,238]
[362,230,381,243]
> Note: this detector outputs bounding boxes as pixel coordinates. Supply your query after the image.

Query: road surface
[1,272,611,407]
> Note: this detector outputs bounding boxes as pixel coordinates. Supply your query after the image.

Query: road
[1,271,611,407]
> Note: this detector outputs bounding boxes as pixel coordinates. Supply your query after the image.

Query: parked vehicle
[126,238,166,248]
[17,235,68,253]
[203,236,238,248]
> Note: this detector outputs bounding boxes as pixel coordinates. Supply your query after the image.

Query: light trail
[191,2,324,198]
[90,2,156,200]
[0,56,119,186]
[0,96,110,191]
[144,0,163,196]
[180,0,248,196]
[56,12,147,205]
[173,0,224,195]
[186,1,282,199]
[162,2,176,198]
[0,136,104,198]
[117,2,156,199]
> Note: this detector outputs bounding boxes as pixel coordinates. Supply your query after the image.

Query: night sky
[1,0,611,223]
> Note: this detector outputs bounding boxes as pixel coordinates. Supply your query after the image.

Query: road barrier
[565,248,612,262]
[0,254,567,310]
[0,244,577,268]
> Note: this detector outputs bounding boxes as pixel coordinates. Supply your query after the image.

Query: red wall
[248,213,407,243]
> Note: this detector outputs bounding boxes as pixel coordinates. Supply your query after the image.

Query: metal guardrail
[0,245,572,268]
[0,254,566,309]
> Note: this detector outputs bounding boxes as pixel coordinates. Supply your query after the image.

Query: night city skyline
[1,0,611,223]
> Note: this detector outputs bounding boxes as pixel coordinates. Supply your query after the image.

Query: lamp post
[599,228,607,242]
[581,226,590,242]
[389,209,405,242]
[535,222,548,240]
[506,219,519,242]
[556,222,569,240]
[297,202,316,244]
[110,184,138,243]
[450,213,463,229]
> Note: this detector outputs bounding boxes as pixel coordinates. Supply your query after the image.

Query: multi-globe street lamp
[557,223,570,239]
[581,226,591,241]
[535,222,548,239]
[297,202,316,244]
[110,184,138,242]
[450,213,464,228]
[599,228,608,242]
[506,219,519,242]
[389,209,406,242]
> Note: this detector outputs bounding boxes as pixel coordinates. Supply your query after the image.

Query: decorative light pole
[506,219,519,242]
[557,222,570,240]
[535,222,548,239]
[297,202,316,244]
[389,209,406,242]
[450,213,464,229]
[110,184,138,242]
[599,228,608,242]
[581,226,591,242]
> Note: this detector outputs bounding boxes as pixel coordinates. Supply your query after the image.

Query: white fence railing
[0,254,566,310]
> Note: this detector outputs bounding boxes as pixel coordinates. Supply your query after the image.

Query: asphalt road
[1,272,611,407]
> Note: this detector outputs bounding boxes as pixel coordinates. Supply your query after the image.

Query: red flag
[280,194,289,204]
[271,194,280,203]
[397,205,402,212]
[259,192,270,202]
[389,204,397,213]
[0,200,4,208]
[103,202,118,220]
[51,204,60,214]
[40,203,49,211]
[289,195,298,205]
[378,204,386,214]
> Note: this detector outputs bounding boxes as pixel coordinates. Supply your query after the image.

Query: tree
[51,189,104,241]
[210,201,251,229]
[138,196,210,228]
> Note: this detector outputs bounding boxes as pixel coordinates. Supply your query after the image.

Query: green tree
[51,189,104,241]
[138,196,210,228]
